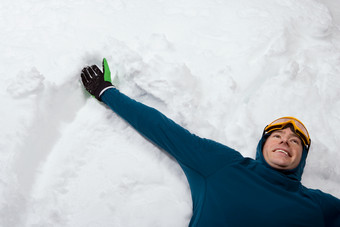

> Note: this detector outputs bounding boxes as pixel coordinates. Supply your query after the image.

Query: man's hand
[81,58,114,101]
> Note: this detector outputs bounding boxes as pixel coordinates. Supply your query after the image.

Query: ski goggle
[264,117,311,150]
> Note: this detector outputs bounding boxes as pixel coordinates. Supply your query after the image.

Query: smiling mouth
[275,149,289,157]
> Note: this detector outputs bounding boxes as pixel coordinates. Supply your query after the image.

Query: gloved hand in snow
[81,58,115,101]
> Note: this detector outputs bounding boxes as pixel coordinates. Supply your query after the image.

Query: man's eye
[273,134,280,138]
[291,139,299,144]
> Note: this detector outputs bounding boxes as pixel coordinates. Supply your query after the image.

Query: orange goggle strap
[263,117,311,151]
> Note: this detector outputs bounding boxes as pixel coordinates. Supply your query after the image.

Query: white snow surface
[1,0,340,226]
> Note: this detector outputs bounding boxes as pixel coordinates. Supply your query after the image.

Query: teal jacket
[101,88,340,227]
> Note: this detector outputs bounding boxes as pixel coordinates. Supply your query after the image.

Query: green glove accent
[103,58,112,83]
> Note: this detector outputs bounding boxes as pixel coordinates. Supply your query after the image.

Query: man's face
[262,127,303,170]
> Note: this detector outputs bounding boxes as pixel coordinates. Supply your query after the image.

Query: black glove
[81,58,114,101]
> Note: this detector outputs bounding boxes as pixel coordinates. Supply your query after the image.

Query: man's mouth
[274,149,289,157]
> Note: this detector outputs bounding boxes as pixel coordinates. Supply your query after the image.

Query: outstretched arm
[311,190,340,227]
[81,59,243,176]
[101,88,242,176]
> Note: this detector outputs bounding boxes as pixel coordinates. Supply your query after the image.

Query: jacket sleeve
[100,88,243,176]
[312,190,340,227]
[322,193,340,227]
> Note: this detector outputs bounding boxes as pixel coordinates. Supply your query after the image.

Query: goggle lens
[264,117,310,148]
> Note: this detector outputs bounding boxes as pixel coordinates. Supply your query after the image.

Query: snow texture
[1,0,340,226]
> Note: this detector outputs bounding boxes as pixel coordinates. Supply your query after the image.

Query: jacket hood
[255,133,308,181]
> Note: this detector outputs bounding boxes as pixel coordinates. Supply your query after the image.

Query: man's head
[262,127,303,170]
[261,117,311,171]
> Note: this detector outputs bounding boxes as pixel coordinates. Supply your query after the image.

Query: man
[81,58,340,227]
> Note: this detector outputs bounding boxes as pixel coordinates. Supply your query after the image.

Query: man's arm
[321,193,340,227]
[307,188,340,226]
[101,88,242,176]
[81,59,243,176]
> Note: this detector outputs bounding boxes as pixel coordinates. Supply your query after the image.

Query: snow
[1,0,340,226]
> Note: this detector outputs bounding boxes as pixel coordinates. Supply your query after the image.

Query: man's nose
[279,137,289,146]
